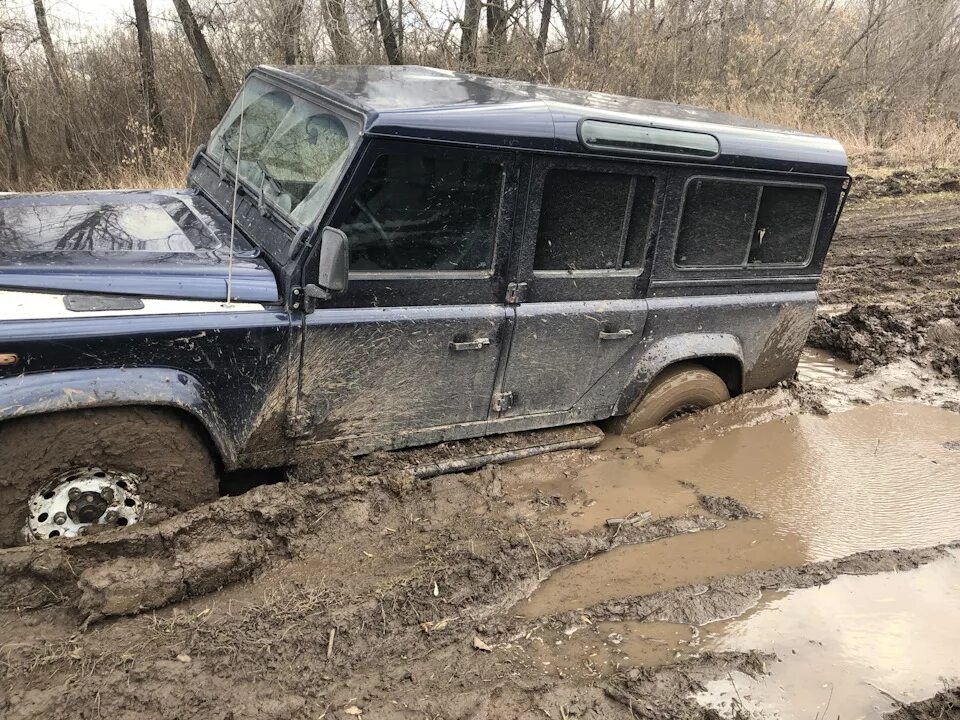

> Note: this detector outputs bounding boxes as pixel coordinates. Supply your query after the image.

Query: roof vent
[580,120,720,159]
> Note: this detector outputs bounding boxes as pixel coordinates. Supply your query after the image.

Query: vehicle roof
[258,65,848,176]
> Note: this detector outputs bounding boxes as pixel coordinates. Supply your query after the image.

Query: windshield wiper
[256,158,284,215]
[217,136,240,179]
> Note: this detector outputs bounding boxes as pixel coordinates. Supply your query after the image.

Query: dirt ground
[2,169,960,719]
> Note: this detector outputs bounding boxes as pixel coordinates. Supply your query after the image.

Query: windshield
[207,77,359,228]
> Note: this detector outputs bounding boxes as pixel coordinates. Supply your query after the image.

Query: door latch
[492,391,515,412]
[505,282,527,305]
[599,328,634,341]
[450,337,491,351]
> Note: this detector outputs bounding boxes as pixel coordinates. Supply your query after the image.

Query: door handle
[599,328,634,341]
[450,337,491,351]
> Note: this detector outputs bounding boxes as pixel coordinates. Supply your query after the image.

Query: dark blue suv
[0,65,849,544]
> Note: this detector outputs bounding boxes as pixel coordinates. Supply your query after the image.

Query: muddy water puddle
[517,402,960,617]
[796,346,855,382]
[509,452,700,532]
[517,520,803,617]
[694,550,960,719]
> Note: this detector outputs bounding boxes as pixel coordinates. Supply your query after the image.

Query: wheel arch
[612,332,745,416]
[0,368,237,468]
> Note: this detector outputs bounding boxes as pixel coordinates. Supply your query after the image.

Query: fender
[613,332,744,415]
[0,367,237,466]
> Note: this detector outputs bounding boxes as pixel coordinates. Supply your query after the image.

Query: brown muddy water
[516,402,960,617]
[796,346,856,382]
[693,549,960,719]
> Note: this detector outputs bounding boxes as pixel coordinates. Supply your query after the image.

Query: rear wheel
[0,407,220,547]
[607,362,731,436]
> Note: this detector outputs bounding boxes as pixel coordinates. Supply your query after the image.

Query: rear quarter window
[675,178,824,268]
[534,168,656,272]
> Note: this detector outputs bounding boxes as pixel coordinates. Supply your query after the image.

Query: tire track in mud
[0,468,723,625]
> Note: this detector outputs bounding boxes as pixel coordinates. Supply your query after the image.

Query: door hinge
[492,391,515,412]
[285,410,312,439]
[505,282,527,305]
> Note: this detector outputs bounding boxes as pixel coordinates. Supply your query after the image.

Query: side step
[411,424,604,479]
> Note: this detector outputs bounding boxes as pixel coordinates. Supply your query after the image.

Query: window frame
[531,164,660,279]
[341,147,507,280]
[299,138,519,309]
[671,175,827,272]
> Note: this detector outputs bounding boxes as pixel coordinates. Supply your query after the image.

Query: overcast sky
[9,0,164,31]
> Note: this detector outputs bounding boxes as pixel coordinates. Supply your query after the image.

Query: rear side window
[675,179,823,268]
[339,151,503,272]
[534,169,656,272]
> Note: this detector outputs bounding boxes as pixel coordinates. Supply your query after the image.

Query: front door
[497,156,665,419]
[296,140,519,449]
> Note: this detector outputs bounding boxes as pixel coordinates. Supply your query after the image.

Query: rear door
[496,156,665,418]
[296,140,519,446]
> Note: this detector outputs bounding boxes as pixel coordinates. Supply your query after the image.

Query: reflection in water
[796,346,855,382]
[695,551,960,720]
[517,403,960,616]
[0,203,194,253]
[656,402,960,561]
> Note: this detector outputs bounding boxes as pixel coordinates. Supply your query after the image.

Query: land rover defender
[0,65,849,544]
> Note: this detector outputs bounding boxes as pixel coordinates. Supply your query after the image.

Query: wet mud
[694,550,960,719]
[2,173,960,718]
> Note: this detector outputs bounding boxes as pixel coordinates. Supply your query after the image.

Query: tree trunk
[171,0,230,116]
[486,0,508,64]
[321,0,354,64]
[536,0,552,62]
[279,0,306,64]
[460,0,482,67]
[132,0,167,147]
[374,0,403,64]
[0,33,21,183]
[32,0,74,151]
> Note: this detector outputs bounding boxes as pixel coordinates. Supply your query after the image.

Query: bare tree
[132,0,167,146]
[321,0,355,63]
[0,31,22,182]
[537,0,553,64]
[374,0,403,64]
[32,0,73,150]
[171,0,231,116]
[486,0,509,62]
[278,0,306,64]
[460,0,482,67]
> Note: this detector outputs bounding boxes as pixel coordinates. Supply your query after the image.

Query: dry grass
[10,103,960,196]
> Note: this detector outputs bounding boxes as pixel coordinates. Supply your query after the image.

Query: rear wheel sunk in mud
[0,407,220,547]
[607,362,731,435]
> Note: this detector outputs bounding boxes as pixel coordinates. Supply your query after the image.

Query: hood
[0,189,280,303]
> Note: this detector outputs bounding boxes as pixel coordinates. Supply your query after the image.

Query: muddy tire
[0,407,219,547]
[607,362,731,435]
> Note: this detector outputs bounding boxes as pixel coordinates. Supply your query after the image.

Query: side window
[748,186,822,264]
[675,178,823,268]
[339,151,503,272]
[534,169,656,272]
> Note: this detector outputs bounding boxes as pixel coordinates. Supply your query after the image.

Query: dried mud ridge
[884,686,960,720]
[850,168,960,202]
[810,299,960,380]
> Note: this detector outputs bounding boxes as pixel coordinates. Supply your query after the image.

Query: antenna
[225,85,246,306]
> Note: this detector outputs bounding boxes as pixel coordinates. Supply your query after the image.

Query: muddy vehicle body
[0,66,849,544]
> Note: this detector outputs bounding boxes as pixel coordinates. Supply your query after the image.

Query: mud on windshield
[207,77,360,230]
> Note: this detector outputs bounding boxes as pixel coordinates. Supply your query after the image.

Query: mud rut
[2,176,960,720]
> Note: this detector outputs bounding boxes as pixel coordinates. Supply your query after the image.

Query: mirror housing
[305,226,349,301]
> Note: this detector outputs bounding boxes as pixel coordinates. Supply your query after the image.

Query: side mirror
[306,226,349,301]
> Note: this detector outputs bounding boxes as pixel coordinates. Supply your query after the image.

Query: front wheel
[0,407,220,547]
[607,362,731,436]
